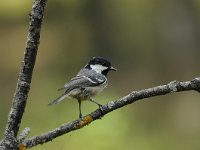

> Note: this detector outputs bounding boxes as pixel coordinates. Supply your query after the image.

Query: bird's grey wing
[49,76,94,106]
[49,74,106,106]
[64,74,106,90]
[57,75,87,91]
[57,75,83,91]
[57,68,106,91]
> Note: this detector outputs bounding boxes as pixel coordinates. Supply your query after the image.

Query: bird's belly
[69,82,107,100]
[85,84,106,96]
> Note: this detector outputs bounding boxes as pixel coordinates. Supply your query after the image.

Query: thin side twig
[0,0,47,149]
[17,127,31,143]
[24,77,200,148]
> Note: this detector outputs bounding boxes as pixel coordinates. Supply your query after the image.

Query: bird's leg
[78,99,83,119]
[89,98,103,108]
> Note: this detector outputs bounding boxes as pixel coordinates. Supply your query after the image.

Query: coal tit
[48,56,116,118]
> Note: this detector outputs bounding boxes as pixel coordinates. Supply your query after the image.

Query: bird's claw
[79,113,83,119]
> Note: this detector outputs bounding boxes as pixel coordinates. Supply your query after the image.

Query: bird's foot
[79,113,83,119]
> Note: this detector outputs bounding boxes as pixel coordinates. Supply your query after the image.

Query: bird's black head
[86,57,117,76]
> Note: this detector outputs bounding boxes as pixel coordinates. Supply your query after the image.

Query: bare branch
[0,0,47,149]
[24,77,200,149]
[17,127,31,143]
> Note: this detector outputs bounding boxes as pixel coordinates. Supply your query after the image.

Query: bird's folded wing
[64,75,106,89]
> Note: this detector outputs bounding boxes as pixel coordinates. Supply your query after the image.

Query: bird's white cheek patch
[90,64,108,73]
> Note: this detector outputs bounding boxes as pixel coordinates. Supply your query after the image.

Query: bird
[48,56,117,118]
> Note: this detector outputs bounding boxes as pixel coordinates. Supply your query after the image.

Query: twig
[24,77,200,148]
[17,127,31,143]
[0,0,47,149]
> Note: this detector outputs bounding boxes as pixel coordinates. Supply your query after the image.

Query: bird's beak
[110,66,117,71]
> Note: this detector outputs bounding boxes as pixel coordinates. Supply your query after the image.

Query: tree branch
[17,128,31,144]
[23,77,200,149]
[0,0,47,149]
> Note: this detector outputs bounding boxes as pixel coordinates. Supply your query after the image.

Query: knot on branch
[107,101,115,109]
[19,144,26,150]
[168,80,178,92]
[18,81,30,88]
[191,78,200,92]
[75,116,93,129]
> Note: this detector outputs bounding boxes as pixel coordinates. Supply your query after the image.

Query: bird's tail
[48,93,69,106]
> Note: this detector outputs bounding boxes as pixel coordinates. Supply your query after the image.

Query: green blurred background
[1,0,200,149]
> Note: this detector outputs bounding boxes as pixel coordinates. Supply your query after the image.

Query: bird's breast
[85,81,108,96]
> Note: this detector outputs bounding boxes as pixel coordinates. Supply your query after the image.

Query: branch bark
[23,77,200,149]
[0,0,47,149]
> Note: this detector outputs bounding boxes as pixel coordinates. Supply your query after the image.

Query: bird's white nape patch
[90,64,108,73]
